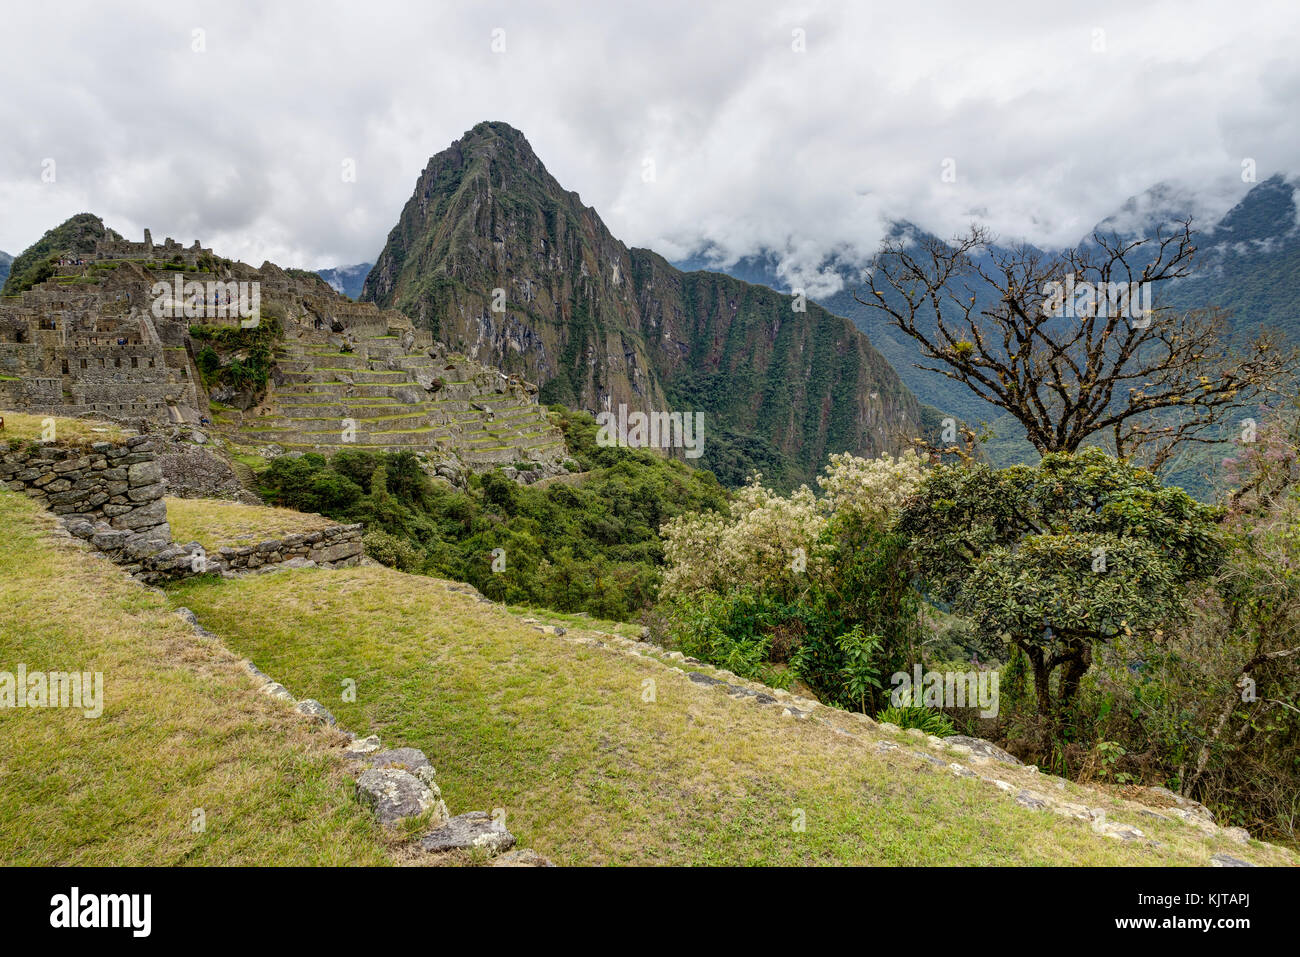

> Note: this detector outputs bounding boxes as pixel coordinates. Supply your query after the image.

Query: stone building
[0,234,204,422]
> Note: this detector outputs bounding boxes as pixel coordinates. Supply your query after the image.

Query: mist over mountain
[315,263,372,300]
[0,251,11,288]
[361,121,930,487]
[672,173,1300,480]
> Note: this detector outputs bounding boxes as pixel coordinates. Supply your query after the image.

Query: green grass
[166,562,1292,866]
[165,496,336,550]
[230,451,272,474]
[0,490,391,865]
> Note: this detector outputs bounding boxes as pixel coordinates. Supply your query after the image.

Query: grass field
[167,563,1293,866]
[5,476,1291,867]
[0,490,390,865]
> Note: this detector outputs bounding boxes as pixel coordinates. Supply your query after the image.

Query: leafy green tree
[897,447,1226,737]
[255,426,727,620]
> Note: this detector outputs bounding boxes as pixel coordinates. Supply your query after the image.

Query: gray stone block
[356,768,444,826]
[419,812,515,855]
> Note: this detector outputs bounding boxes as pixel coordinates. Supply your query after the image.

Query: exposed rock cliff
[362,121,925,485]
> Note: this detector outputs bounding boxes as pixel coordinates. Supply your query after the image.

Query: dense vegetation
[258,407,727,620]
[651,416,1300,845]
[654,452,931,704]
[191,314,283,394]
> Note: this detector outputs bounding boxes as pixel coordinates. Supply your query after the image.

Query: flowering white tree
[660,450,927,597]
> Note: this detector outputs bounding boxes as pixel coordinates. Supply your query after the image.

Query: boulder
[369,747,443,794]
[295,699,336,725]
[490,848,555,867]
[343,735,382,759]
[355,768,446,826]
[1222,826,1250,845]
[1209,853,1256,867]
[945,735,1023,765]
[261,682,294,702]
[1143,786,1215,823]
[419,811,516,856]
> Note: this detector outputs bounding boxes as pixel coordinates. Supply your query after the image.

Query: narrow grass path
[0,491,389,865]
[168,563,1280,866]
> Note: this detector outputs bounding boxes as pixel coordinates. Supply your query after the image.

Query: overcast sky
[3,0,1297,295]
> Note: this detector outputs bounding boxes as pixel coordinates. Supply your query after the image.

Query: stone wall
[1,434,364,584]
[0,434,171,541]
[70,520,365,585]
[203,524,365,574]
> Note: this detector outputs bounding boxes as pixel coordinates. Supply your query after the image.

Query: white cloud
[1,0,1297,281]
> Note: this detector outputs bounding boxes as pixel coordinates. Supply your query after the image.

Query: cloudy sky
[3,0,1297,294]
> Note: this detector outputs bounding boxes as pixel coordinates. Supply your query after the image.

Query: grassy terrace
[0,410,130,444]
[165,496,337,551]
[167,562,1292,866]
[0,491,389,865]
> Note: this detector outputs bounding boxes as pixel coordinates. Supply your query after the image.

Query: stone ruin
[0,229,570,478]
[0,230,225,423]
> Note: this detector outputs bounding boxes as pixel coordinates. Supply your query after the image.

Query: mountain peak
[463,119,531,144]
[430,120,547,177]
[360,126,926,485]
[1214,173,1298,241]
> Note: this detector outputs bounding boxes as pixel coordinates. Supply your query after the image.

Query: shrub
[362,529,424,573]
[875,704,956,736]
[658,452,926,712]
[254,434,726,621]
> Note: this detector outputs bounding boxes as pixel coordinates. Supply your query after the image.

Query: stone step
[272,382,428,400]
[307,368,415,384]
[275,402,441,418]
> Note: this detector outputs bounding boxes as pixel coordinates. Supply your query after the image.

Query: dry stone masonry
[1,434,171,541]
[2,433,362,582]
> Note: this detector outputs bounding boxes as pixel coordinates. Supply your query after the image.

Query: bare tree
[855,223,1297,471]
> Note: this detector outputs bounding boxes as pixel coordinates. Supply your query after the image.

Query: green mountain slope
[677,176,1300,493]
[361,121,926,487]
[1,212,123,297]
[0,251,12,288]
[1158,175,1300,339]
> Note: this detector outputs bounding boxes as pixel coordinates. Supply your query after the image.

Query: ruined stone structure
[0,239,207,421]
[2,433,365,583]
[0,230,569,474]
[91,228,215,267]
